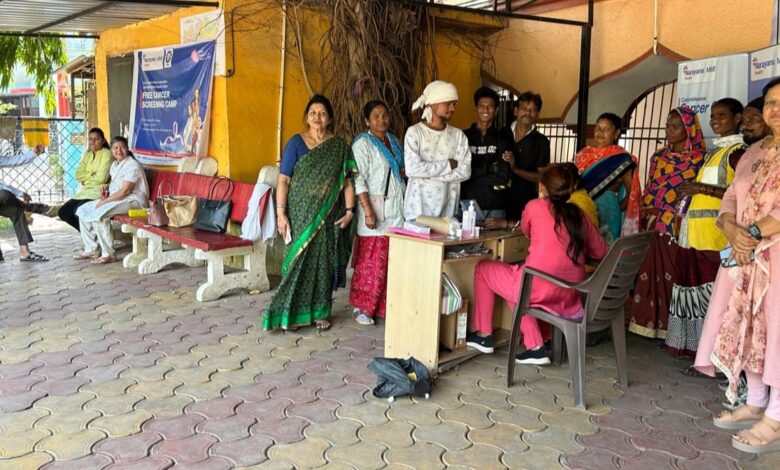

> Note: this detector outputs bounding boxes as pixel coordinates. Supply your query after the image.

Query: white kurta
[76,157,149,223]
[352,136,405,237]
[403,123,471,220]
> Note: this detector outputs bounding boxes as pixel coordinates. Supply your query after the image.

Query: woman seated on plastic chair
[466,163,608,364]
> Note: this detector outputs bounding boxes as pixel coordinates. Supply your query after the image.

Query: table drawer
[498,235,528,263]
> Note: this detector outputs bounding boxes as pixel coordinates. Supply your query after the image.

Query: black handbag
[195,177,234,233]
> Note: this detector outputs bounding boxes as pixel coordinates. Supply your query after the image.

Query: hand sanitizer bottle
[465,201,477,238]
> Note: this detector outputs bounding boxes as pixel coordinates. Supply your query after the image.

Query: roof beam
[390,0,589,27]
[26,2,113,34]
[0,31,99,39]
[103,0,220,6]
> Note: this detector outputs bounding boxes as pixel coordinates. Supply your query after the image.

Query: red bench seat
[114,215,253,252]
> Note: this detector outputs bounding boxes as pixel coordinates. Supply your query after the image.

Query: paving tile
[39,453,113,470]
[121,364,173,383]
[76,363,129,382]
[0,451,54,469]
[222,382,276,403]
[152,432,218,465]
[35,429,107,460]
[468,423,528,453]
[506,388,564,413]
[129,379,183,400]
[0,428,51,458]
[442,443,505,470]
[142,412,205,439]
[90,410,154,437]
[134,395,194,419]
[503,444,562,470]
[82,378,136,398]
[250,417,309,444]
[414,421,471,451]
[177,381,230,401]
[270,382,321,404]
[490,405,546,432]
[33,392,95,414]
[0,374,45,395]
[238,397,292,422]
[592,408,650,436]
[359,420,415,448]
[524,427,582,454]
[84,392,145,417]
[0,360,44,378]
[540,408,599,435]
[287,398,340,424]
[158,352,208,370]
[210,367,260,386]
[338,400,391,426]
[653,395,712,419]
[211,434,274,467]
[0,407,48,434]
[327,441,388,470]
[384,442,445,469]
[33,375,91,396]
[107,455,174,470]
[182,456,234,470]
[561,448,621,470]
[199,414,256,442]
[304,418,362,446]
[0,389,46,412]
[679,450,740,470]
[267,437,330,468]
[618,448,680,469]
[318,383,369,406]
[93,431,162,463]
[577,429,642,458]
[36,409,101,433]
[631,429,699,460]
[385,401,438,426]
[686,429,750,460]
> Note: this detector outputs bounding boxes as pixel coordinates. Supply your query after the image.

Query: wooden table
[384,230,528,375]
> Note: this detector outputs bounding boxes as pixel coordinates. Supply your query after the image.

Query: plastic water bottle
[464,201,477,238]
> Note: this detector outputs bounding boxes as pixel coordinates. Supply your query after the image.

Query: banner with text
[129,40,216,165]
[677,54,748,139]
[749,44,780,101]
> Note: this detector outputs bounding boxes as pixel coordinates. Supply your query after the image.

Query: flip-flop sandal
[90,256,116,265]
[732,418,780,454]
[714,406,764,430]
[74,252,99,260]
[20,252,48,262]
[315,320,331,331]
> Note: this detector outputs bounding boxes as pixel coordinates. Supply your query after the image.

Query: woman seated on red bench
[466,163,608,364]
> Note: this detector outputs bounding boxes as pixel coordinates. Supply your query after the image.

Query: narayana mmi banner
[129,40,216,165]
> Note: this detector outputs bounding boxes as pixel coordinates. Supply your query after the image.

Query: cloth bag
[147,181,171,227]
[195,177,234,233]
[164,193,198,228]
[368,357,432,399]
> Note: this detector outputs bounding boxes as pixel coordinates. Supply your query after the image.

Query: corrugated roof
[0,0,220,38]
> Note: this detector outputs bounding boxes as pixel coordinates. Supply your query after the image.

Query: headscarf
[411,81,458,122]
[642,106,707,234]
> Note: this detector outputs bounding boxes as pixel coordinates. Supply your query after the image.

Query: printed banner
[181,11,226,76]
[129,40,216,165]
[749,45,780,100]
[677,54,748,140]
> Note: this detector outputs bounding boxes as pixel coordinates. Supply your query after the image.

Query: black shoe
[515,348,551,365]
[466,332,494,353]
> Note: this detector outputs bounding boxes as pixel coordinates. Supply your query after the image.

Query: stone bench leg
[136,229,204,275]
[121,225,146,269]
[194,241,269,302]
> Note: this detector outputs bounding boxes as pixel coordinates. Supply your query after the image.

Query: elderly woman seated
[74,136,149,265]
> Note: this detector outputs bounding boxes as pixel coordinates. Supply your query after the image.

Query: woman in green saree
[265,94,357,331]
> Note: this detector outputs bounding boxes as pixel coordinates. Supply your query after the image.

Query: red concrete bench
[114,169,271,301]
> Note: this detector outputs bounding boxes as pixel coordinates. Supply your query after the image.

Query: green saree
[263,137,357,330]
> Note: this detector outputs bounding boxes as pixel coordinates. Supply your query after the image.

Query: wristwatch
[747,223,763,240]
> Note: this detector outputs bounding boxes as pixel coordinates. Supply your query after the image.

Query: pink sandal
[90,256,116,265]
[732,417,780,454]
[74,251,99,260]
[714,405,764,430]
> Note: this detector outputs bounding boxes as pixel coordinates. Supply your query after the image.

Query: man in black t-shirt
[461,87,513,219]
[502,91,551,221]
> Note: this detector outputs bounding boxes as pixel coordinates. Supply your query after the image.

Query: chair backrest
[581,230,656,324]
[257,165,279,189]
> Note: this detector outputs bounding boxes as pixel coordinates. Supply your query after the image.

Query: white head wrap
[411,80,459,122]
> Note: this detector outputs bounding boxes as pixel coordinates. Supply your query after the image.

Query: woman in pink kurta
[466,164,608,365]
[694,78,780,454]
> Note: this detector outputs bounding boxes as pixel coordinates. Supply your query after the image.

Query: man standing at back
[404,80,471,221]
[461,87,513,221]
[503,91,551,221]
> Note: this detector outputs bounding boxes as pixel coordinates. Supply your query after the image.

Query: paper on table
[284,226,292,245]
[416,216,452,234]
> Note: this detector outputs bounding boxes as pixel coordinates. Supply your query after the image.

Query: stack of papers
[402,221,431,235]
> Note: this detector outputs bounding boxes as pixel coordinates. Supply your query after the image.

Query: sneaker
[353,309,375,325]
[515,348,551,365]
[466,332,494,353]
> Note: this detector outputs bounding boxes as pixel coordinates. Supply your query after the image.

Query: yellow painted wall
[490,0,774,120]
[95,1,495,181]
[95,4,231,175]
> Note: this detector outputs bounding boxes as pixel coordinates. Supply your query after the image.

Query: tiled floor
[1,217,780,469]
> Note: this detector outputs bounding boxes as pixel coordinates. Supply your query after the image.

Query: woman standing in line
[349,100,405,325]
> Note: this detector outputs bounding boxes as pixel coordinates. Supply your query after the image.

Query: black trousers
[58,198,91,231]
[0,189,33,246]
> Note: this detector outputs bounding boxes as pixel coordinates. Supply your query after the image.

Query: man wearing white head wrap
[404,80,471,220]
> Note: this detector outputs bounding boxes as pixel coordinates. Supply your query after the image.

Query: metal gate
[0,117,86,204]
[619,80,678,188]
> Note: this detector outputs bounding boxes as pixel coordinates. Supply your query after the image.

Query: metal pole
[575,0,594,150]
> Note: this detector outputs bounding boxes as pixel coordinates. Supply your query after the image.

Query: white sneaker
[353,310,375,325]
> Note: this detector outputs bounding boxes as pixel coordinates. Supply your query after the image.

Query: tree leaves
[0,36,67,114]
